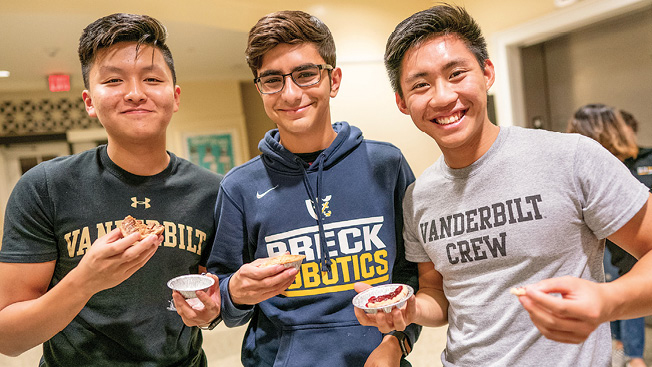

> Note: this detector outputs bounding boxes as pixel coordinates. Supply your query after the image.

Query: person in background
[205,10,420,367]
[0,13,222,366]
[355,4,652,367]
[567,104,649,367]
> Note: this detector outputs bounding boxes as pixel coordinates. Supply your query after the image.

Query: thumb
[531,276,574,295]
[354,282,372,294]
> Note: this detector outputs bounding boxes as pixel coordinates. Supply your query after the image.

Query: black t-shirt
[1,146,222,367]
[608,147,652,276]
[294,150,323,165]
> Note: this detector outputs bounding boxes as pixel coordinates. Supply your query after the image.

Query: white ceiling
[0,11,252,92]
[0,0,431,94]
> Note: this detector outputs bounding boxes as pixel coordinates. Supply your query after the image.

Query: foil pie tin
[167,274,215,299]
[352,283,414,314]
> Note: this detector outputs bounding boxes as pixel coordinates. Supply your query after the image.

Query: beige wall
[239,82,275,159]
[166,80,249,165]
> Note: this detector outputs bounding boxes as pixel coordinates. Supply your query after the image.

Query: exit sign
[48,74,70,92]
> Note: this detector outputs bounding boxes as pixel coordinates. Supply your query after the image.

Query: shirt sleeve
[402,182,432,264]
[207,185,255,327]
[573,136,649,239]
[0,163,58,263]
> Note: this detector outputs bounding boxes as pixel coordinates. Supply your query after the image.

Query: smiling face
[82,41,180,148]
[257,42,341,153]
[395,34,497,168]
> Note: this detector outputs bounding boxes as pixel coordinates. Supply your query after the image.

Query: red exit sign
[48,74,70,92]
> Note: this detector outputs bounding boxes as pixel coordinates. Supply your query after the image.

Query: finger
[405,295,417,322]
[354,307,373,325]
[172,291,195,316]
[520,287,570,314]
[530,276,573,294]
[519,295,594,342]
[389,304,411,331]
[374,311,395,333]
[105,227,125,241]
[204,272,220,284]
[118,241,159,276]
[195,290,218,311]
[121,234,160,258]
[521,296,577,330]
[354,282,372,294]
[242,263,288,281]
[264,267,299,289]
[105,232,151,257]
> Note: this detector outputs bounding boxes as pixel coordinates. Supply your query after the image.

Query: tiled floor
[2,322,650,366]
[0,325,448,367]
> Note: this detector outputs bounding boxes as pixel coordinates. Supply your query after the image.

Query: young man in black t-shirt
[0,13,222,366]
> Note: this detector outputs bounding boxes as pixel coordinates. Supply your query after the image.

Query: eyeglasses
[254,64,333,94]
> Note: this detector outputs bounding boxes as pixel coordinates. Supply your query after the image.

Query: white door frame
[492,0,652,127]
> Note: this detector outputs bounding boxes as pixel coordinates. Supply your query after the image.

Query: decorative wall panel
[0,98,101,136]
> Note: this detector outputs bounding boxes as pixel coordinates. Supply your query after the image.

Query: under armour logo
[131,197,151,209]
[305,195,332,220]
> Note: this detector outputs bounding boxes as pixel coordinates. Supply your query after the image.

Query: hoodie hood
[257,121,363,272]
[258,121,363,174]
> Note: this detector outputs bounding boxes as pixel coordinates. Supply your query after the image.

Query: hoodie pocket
[273,321,383,367]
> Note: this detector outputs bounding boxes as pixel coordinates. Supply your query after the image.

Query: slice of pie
[258,254,306,268]
[120,215,164,238]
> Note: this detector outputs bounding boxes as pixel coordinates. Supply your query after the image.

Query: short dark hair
[385,4,488,97]
[78,13,176,88]
[245,10,336,77]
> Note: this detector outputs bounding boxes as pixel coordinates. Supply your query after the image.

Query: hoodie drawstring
[295,153,332,274]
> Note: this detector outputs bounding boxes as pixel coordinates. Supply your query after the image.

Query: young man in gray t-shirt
[354,5,652,367]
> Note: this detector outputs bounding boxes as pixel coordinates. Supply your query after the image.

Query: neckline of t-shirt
[99,145,176,185]
[438,126,510,180]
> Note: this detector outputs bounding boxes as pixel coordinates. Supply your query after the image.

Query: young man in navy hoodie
[204,10,420,367]
[356,4,652,367]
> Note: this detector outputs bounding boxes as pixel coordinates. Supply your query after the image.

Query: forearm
[0,267,94,356]
[603,250,652,321]
[413,287,448,327]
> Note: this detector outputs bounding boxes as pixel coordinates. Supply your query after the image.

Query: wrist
[198,314,222,330]
[387,330,411,358]
[602,280,626,321]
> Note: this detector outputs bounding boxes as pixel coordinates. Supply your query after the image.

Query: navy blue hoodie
[208,122,420,366]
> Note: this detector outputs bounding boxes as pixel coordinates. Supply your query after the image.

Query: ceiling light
[0,71,10,78]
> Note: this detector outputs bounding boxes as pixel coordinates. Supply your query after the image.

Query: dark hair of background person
[384,3,489,98]
[620,109,639,134]
[567,103,639,161]
[78,13,176,88]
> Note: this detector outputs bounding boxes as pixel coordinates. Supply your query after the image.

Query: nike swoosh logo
[256,185,279,199]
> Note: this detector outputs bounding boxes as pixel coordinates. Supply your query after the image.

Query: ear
[483,59,495,91]
[329,67,342,98]
[173,85,181,112]
[395,92,410,115]
[82,90,96,118]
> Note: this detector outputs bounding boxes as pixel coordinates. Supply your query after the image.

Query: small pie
[366,285,409,308]
[120,215,164,238]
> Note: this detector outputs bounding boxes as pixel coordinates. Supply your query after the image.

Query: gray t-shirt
[403,126,649,367]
